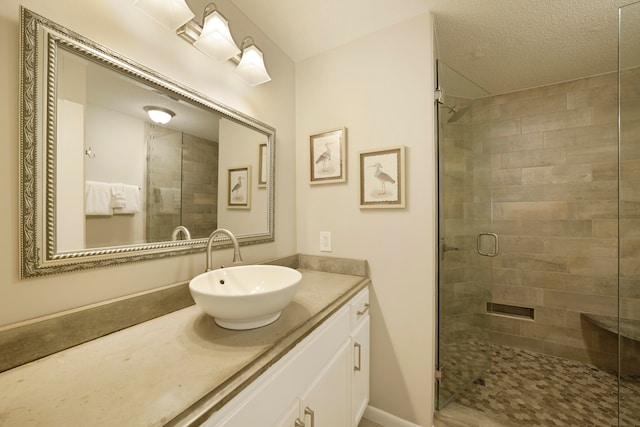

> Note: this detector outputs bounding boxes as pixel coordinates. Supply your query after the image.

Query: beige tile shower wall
[181,134,219,240]
[146,126,182,242]
[146,131,219,242]
[475,70,640,366]
[441,97,479,352]
[440,96,493,398]
[620,67,640,322]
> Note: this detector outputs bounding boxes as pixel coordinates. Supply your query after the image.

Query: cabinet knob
[356,303,370,317]
[354,342,362,372]
[304,406,315,427]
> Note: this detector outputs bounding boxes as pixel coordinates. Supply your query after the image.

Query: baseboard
[363,405,424,427]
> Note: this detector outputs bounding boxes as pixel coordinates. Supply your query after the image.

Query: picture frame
[227,166,251,209]
[309,128,347,184]
[258,143,267,188]
[359,146,406,208]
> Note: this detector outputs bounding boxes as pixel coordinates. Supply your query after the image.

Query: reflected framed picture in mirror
[309,128,347,184]
[258,143,267,188]
[228,166,251,209]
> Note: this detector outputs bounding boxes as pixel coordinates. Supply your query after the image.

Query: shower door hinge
[435,366,445,383]
[435,88,444,104]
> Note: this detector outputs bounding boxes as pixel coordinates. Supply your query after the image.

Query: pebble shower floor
[455,345,640,426]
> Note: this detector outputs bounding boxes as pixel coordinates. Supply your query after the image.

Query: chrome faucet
[171,225,191,241]
[206,228,243,271]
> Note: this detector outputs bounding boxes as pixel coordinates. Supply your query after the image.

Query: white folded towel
[85,181,113,216]
[113,184,140,214]
[110,183,126,209]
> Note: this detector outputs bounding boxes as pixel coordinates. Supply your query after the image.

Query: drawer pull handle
[295,419,305,427]
[304,406,315,427]
[354,342,362,372]
[356,303,370,317]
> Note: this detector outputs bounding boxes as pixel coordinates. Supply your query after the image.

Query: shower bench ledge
[581,313,640,342]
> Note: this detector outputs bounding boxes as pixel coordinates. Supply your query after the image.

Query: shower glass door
[436,61,493,409]
[146,125,183,242]
[618,2,640,425]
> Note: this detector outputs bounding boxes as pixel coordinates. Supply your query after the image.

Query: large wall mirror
[19,7,275,278]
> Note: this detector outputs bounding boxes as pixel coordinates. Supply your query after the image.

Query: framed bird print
[359,146,406,208]
[227,166,251,209]
[258,143,267,188]
[309,128,347,184]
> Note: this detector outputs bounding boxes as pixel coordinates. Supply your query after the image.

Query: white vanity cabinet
[297,340,351,426]
[273,402,301,427]
[204,287,369,427]
[350,288,370,426]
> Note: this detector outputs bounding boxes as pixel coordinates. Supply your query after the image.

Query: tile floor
[359,346,639,426]
[435,402,520,427]
[436,345,640,427]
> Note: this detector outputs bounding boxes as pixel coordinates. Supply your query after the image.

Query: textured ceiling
[230,0,640,95]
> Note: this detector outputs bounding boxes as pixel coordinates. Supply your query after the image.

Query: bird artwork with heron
[368,162,396,195]
[315,142,333,173]
[360,147,405,208]
[231,175,245,199]
[228,167,251,207]
[310,129,346,184]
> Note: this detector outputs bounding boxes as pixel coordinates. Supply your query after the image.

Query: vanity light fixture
[133,1,271,85]
[193,4,240,61]
[143,106,175,124]
[236,37,272,86]
[132,0,195,31]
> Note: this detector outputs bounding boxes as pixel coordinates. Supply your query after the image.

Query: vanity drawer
[349,288,370,330]
[205,305,351,427]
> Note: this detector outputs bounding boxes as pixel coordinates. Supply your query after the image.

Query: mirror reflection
[56,48,269,251]
[19,7,275,277]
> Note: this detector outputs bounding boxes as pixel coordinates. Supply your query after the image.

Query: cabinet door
[351,316,370,426]
[204,307,350,427]
[300,340,350,427]
[274,400,303,427]
[349,289,370,330]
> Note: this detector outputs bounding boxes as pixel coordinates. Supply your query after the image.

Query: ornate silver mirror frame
[19,7,275,278]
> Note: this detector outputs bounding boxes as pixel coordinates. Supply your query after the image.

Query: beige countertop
[0,269,369,427]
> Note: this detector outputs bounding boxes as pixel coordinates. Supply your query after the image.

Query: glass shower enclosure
[619,1,640,424]
[436,2,640,423]
[435,61,493,409]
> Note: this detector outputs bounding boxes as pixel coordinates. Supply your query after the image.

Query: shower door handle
[477,233,499,257]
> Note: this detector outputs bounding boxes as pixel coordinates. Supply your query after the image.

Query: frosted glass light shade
[193,10,240,61]
[236,45,271,86]
[144,106,175,124]
[133,0,195,31]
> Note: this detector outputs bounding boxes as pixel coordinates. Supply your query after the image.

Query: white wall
[295,13,436,426]
[56,100,86,251]
[85,106,145,187]
[3,2,437,424]
[217,118,269,234]
[56,53,86,252]
[0,0,296,325]
[84,105,146,246]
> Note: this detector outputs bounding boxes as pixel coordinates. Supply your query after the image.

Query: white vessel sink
[189,265,302,330]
